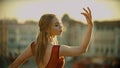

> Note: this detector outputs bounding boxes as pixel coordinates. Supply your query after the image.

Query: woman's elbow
[79,50,88,55]
[83,50,88,53]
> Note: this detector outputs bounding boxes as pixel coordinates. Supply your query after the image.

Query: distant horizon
[1,14,120,24]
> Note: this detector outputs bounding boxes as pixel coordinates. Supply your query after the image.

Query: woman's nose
[59,25,62,29]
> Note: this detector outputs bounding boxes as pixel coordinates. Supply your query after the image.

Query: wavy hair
[35,14,56,65]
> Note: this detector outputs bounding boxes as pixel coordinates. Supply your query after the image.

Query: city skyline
[0,0,120,23]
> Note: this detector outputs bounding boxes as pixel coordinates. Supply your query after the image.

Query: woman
[9,7,93,68]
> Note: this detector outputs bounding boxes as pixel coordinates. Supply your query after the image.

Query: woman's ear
[46,29,51,34]
[46,29,49,33]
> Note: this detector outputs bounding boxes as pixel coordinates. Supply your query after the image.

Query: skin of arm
[8,45,33,68]
[60,7,93,56]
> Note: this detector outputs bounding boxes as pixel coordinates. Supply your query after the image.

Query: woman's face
[49,17,63,36]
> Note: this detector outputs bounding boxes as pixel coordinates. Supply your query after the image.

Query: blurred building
[90,21,120,58]
[0,20,7,56]
[7,20,38,57]
[0,19,38,57]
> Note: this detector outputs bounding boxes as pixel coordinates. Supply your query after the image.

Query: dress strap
[46,45,60,68]
[51,46,60,59]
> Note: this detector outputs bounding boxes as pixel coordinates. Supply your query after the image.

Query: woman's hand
[81,7,93,27]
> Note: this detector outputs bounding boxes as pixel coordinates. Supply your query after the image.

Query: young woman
[9,7,93,68]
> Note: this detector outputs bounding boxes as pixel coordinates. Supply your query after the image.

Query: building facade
[0,19,38,57]
[0,20,7,56]
[90,21,120,58]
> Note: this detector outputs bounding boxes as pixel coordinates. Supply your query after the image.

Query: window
[111,48,114,54]
[105,48,109,55]
[9,37,16,43]
[118,37,120,45]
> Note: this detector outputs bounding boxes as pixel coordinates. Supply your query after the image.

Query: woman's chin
[55,32,62,36]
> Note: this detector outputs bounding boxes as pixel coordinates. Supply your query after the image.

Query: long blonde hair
[35,14,56,65]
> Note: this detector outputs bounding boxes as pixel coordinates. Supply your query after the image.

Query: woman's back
[31,42,65,68]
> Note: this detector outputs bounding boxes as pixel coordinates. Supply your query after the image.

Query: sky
[0,0,120,23]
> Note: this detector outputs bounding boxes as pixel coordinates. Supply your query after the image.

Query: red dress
[31,42,65,68]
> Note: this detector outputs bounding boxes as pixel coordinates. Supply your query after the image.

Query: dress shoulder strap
[46,45,60,68]
[52,45,60,57]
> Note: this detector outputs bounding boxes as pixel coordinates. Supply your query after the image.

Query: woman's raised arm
[60,7,93,56]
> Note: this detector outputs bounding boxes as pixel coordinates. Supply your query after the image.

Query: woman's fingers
[87,7,91,15]
[87,7,92,19]
[83,7,90,14]
[81,7,93,26]
[83,8,89,14]
[82,7,91,17]
[81,7,92,19]
[81,13,89,18]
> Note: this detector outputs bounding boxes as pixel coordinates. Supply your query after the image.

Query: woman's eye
[55,24,59,27]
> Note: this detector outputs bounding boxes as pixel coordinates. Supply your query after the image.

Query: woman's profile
[9,7,93,68]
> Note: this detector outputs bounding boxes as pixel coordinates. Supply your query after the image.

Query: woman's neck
[48,36,57,45]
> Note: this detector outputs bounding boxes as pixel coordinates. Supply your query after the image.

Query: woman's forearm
[9,45,32,68]
[9,59,26,68]
[8,54,28,68]
[80,25,93,52]
[9,61,20,68]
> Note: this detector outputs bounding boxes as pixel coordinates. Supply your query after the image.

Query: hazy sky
[0,0,120,23]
